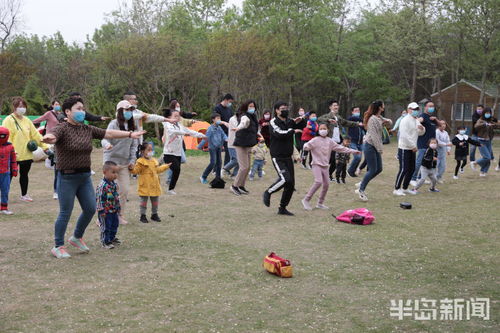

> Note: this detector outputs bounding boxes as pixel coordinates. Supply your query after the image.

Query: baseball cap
[407,102,419,110]
[116,100,134,111]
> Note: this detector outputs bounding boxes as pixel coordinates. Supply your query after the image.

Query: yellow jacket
[130,157,170,196]
[2,114,48,162]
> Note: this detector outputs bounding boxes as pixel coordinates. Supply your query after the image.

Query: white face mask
[429,143,437,149]
[16,107,26,115]
[146,151,154,158]
[299,111,305,116]
[319,129,328,137]
[175,107,181,112]
[264,115,270,120]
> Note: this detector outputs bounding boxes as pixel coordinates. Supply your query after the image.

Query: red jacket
[301,121,318,141]
[0,143,17,176]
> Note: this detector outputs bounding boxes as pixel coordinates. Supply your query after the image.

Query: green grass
[0,142,498,332]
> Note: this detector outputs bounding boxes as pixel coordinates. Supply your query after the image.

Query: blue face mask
[412,110,420,117]
[124,111,133,120]
[428,107,435,113]
[54,105,61,112]
[247,108,255,114]
[310,117,317,121]
[227,102,232,108]
[459,130,466,135]
[485,113,491,119]
[353,113,360,117]
[216,120,221,125]
[72,110,86,123]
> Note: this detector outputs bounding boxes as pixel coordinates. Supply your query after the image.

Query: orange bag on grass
[263,252,293,278]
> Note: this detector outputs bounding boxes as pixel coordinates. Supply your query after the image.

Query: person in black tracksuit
[263,101,302,216]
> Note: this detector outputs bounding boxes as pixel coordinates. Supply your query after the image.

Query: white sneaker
[1,210,13,215]
[91,170,96,175]
[479,172,486,177]
[316,204,329,210]
[354,182,361,189]
[495,166,500,172]
[301,198,312,211]
[424,180,431,184]
[453,176,459,180]
[53,193,58,200]
[393,189,406,196]
[262,171,266,176]
[167,190,177,195]
[355,189,368,202]
[20,195,33,202]
[403,189,418,195]
[470,161,477,171]
[410,180,418,187]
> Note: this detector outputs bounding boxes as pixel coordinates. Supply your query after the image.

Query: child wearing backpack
[413,138,440,193]
[451,126,481,179]
[131,142,171,223]
[301,123,360,210]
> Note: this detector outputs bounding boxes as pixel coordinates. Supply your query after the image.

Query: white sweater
[436,129,451,152]
[162,122,204,156]
[398,115,425,150]
[227,116,239,148]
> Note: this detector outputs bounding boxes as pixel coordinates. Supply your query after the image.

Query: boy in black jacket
[451,126,481,179]
[263,101,302,216]
[414,138,439,192]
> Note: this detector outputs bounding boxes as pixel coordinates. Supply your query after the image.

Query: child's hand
[433,157,438,161]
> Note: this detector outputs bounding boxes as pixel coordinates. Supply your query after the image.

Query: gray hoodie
[101,119,138,166]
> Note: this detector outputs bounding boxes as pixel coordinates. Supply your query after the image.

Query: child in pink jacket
[301,123,360,210]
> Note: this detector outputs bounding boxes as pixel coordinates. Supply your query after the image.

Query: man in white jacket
[393,102,426,196]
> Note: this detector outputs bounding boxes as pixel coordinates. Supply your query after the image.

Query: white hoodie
[162,122,204,156]
[398,115,425,150]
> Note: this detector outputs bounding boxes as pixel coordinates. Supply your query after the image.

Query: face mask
[16,107,26,115]
[485,113,491,119]
[310,117,317,122]
[72,110,86,123]
[175,107,181,112]
[216,120,221,125]
[428,107,435,113]
[258,143,264,147]
[402,112,407,117]
[280,109,289,118]
[124,111,133,121]
[353,113,360,117]
[319,129,328,137]
[429,143,437,149]
[146,151,154,158]
[412,110,420,117]
[247,108,255,114]
[264,115,270,120]
[299,111,305,116]
[459,130,466,135]
[227,102,232,108]
[54,105,61,111]
[476,109,483,114]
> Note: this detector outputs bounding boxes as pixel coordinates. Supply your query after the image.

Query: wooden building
[430,79,499,131]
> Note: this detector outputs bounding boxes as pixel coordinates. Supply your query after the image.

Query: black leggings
[163,154,181,190]
[10,160,32,196]
[329,151,337,177]
[454,160,467,176]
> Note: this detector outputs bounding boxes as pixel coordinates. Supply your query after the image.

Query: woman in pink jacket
[301,123,360,210]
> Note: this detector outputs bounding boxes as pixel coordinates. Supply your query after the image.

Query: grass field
[1,141,499,332]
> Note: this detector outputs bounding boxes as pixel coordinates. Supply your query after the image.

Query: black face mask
[280,109,289,118]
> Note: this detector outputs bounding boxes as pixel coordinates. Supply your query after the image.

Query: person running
[393,102,425,196]
[231,100,260,196]
[451,126,481,179]
[472,107,499,176]
[346,106,365,177]
[42,97,145,259]
[435,121,452,182]
[355,100,392,202]
[263,101,302,216]
[101,100,139,225]
[2,97,49,202]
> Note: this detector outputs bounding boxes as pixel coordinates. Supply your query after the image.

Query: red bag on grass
[335,208,375,225]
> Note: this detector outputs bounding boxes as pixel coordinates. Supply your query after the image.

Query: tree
[0,0,22,51]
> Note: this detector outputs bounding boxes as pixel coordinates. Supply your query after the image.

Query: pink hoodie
[303,136,358,167]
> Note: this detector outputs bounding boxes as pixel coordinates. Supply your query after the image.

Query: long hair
[116,107,136,131]
[237,100,257,121]
[363,100,384,128]
[481,107,493,121]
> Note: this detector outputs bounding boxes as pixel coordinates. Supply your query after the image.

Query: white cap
[116,100,133,111]
[407,102,419,110]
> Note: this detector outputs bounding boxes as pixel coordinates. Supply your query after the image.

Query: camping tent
[184,121,210,150]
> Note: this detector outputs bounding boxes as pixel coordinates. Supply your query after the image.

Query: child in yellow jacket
[131,142,171,223]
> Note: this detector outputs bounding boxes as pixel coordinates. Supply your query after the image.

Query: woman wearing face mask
[42,97,145,259]
[473,107,499,176]
[258,110,272,147]
[231,100,260,196]
[355,100,392,202]
[2,97,49,202]
[33,100,64,133]
[101,100,139,225]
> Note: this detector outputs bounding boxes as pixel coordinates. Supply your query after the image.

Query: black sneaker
[329,177,335,182]
[102,243,115,249]
[278,207,294,216]
[341,179,346,184]
[263,190,271,207]
[230,185,241,196]
[140,215,149,223]
[238,186,249,195]
[111,238,122,245]
[347,171,357,178]
[151,214,161,222]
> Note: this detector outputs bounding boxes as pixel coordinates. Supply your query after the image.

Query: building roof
[431,79,500,98]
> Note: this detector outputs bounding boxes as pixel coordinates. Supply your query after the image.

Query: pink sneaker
[20,195,33,202]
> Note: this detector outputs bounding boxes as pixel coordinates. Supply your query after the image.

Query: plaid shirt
[96,178,120,214]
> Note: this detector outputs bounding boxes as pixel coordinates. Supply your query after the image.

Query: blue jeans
[54,172,96,247]
[53,168,59,192]
[223,147,239,176]
[476,139,492,173]
[0,172,11,208]
[360,144,383,191]
[412,148,426,181]
[347,143,363,175]
[250,159,265,178]
[202,148,222,179]
[436,146,447,179]
[469,135,478,161]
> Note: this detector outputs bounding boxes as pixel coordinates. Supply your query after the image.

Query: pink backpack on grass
[335,208,375,225]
